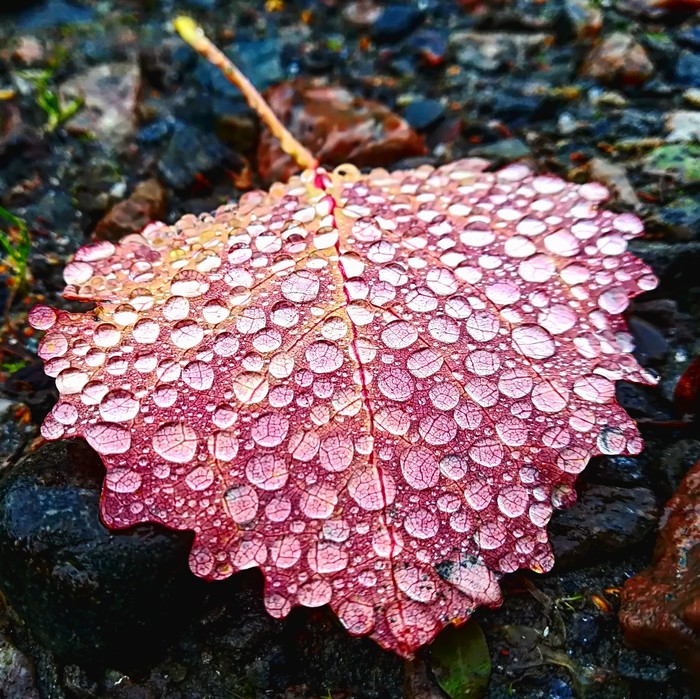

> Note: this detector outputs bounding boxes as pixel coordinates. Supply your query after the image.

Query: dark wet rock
[0,629,40,698]
[408,29,448,67]
[0,399,35,471]
[628,315,669,361]
[94,179,167,242]
[157,124,230,190]
[403,99,445,131]
[0,440,199,664]
[644,143,700,184]
[658,440,700,494]
[619,458,700,679]
[631,240,700,291]
[675,50,700,88]
[564,0,603,40]
[653,195,700,241]
[582,33,654,86]
[258,79,426,182]
[678,26,700,51]
[11,0,92,29]
[370,4,425,44]
[586,455,648,487]
[137,117,174,145]
[196,39,283,98]
[58,61,141,150]
[616,647,675,683]
[71,155,125,225]
[549,485,659,568]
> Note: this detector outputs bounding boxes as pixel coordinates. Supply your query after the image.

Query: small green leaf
[430,621,491,698]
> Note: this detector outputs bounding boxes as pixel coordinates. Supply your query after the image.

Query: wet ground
[0,0,699,697]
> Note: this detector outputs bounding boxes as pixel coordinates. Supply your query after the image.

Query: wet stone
[94,179,167,242]
[370,5,425,44]
[403,99,445,131]
[619,458,700,679]
[158,124,230,190]
[549,484,659,568]
[582,32,654,86]
[653,195,700,241]
[675,50,700,88]
[58,61,141,150]
[0,440,199,663]
[0,399,35,470]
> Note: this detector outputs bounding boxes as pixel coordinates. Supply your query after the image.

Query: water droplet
[232,371,269,404]
[306,341,343,374]
[418,413,457,445]
[163,296,190,321]
[400,447,439,489]
[105,468,142,493]
[185,465,214,491]
[169,319,203,349]
[319,434,354,472]
[299,483,338,519]
[404,508,439,540]
[377,368,414,402]
[250,413,289,448]
[381,320,418,349]
[152,422,199,463]
[348,467,396,510]
[512,324,555,360]
[207,430,239,461]
[282,270,319,303]
[85,422,131,454]
[182,360,215,391]
[245,452,288,491]
[225,484,259,524]
[99,389,139,422]
[308,541,348,574]
[469,438,504,467]
[288,429,321,462]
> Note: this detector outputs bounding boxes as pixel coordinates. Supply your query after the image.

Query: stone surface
[666,110,700,142]
[582,32,654,86]
[619,458,700,679]
[94,179,167,242]
[549,485,659,568]
[58,61,140,149]
[0,440,199,663]
[370,5,425,44]
[157,124,230,190]
[0,398,34,470]
[0,629,39,698]
[564,0,603,40]
[676,51,700,88]
[644,144,700,184]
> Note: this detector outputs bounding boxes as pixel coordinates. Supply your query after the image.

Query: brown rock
[619,458,700,679]
[94,179,167,242]
[582,32,654,86]
[257,79,426,182]
[59,61,141,149]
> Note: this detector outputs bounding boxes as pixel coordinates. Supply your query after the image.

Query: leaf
[430,621,491,698]
[257,79,427,182]
[28,159,657,658]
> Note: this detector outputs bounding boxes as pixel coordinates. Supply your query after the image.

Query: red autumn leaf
[257,79,427,183]
[29,158,657,657]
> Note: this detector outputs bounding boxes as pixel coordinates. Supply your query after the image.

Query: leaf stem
[174,16,318,173]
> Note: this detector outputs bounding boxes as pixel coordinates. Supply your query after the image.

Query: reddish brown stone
[94,179,167,242]
[582,32,654,86]
[257,79,426,182]
[619,459,700,679]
